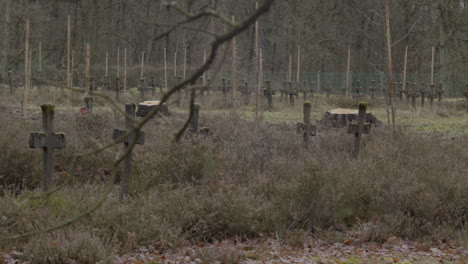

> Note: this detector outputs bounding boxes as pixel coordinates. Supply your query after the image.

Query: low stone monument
[321,108,382,128]
[135,100,171,117]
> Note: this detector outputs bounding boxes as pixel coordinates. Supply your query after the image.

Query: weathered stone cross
[29,104,66,192]
[263,80,274,110]
[369,80,377,99]
[419,82,427,107]
[189,104,209,135]
[348,102,371,160]
[297,102,317,148]
[436,83,444,102]
[113,103,145,200]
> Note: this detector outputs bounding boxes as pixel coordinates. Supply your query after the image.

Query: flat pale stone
[139,100,163,106]
[327,108,359,114]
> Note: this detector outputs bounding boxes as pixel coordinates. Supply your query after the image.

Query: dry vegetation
[0,87,466,263]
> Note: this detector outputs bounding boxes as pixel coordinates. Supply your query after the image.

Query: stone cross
[139,78,146,102]
[115,77,121,101]
[419,82,427,107]
[302,81,307,100]
[189,104,209,135]
[113,103,145,200]
[29,105,66,192]
[369,80,376,99]
[89,77,97,92]
[348,102,371,160]
[280,81,286,103]
[428,84,435,106]
[310,82,315,98]
[324,81,331,98]
[297,102,317,149]
[84,96,93,112]
[436,83,444,102]
[263,80,274,110]
[354,81,362,99]
[288,81,295,106]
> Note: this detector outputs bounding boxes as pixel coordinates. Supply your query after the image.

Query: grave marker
[436,83,444,102]
[116,77,120,101]
[419,82,427,107]
[113,103,145,200]
[263,80,274,110]
[139,78,146,102]
[410,82,418,110]
[297,102,317,149]
[189,104,209,135]
[348,102,371,160]
[288,81,295,106]
[354,81,362,99]
[29,105,66,192]
[84,96,93,113]
[369,80,376,99]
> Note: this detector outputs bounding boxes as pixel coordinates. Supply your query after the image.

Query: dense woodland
[1,0,468,95]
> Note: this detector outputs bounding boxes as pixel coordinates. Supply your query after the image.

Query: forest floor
[2,235,468,264]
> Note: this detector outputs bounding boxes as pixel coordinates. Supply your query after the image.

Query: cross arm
[29,132,66,149]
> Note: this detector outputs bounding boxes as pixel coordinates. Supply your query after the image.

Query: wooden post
[231,16,237,107]
[288,54,292,82]
[117,47,120,78]
[431,46,435,87]
[296,45,301,83]
[140,52,145,80]
[183,45,187,80]
[348,102,371,160]
[345,47,351,97]
[85,42,90,89]
[255,1,260,120]
[29,104,66,192]
[402,45,408,94]
[112,103,145,200]
[105,52,108,78]
[124,48,127,92]
[384,0,396,126]
[23,19,30,118]
[71,49,74,91]
[203,50,207,88]
[173,49,177,79]
[39,41,42,73]
[164,47,167,92]
[67,16,71,106]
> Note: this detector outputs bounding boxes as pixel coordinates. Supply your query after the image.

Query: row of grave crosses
[30,102,208,200]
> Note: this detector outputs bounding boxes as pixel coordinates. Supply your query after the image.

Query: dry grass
[0,89,467,261]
